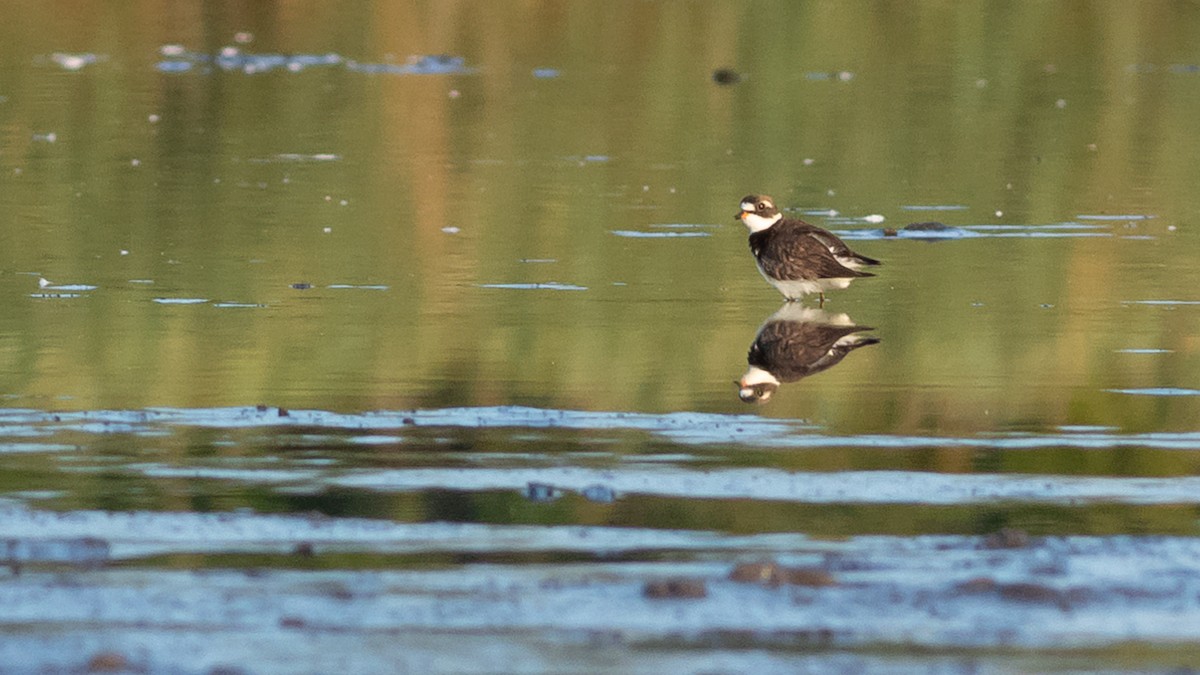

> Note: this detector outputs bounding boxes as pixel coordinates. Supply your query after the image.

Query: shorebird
[736,194,879,303]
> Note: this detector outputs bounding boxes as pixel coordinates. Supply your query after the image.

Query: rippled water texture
[3,2,1200,672]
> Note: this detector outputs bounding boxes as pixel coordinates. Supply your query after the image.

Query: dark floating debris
[86,651,130,673]
[982,527,1031,550]
[347,54,473,76]
[883,222,966,239]
[290,282,312,290]
[642,578,708,599]
[729,561,836,587]
[712,68,743,85]
[0,537,110,569]
[523,482,562,503]
[901,221,954,232]
[955,577,997,594]
[580,484,617,503]
[953,577,1079,609]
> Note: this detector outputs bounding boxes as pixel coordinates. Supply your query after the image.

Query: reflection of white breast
[757,264,850,298]
[765,304,852,325]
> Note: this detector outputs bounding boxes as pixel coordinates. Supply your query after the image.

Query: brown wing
[798,226,881,266]
[781,218,882,267]
[755,228,873,281]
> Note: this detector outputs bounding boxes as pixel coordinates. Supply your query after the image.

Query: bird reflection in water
[736,305,880,404]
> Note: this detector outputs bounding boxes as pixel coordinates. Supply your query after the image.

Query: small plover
[736,194,879,303]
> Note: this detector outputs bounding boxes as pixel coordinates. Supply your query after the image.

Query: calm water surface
[3,2,1200,672]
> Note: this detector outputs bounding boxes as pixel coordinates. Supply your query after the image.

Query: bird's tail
[847,252,881,266]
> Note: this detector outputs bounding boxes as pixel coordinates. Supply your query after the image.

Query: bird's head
[736,194,783,233]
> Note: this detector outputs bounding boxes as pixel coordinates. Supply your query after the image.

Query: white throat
[741,211,781,233]
[738,365,780,387]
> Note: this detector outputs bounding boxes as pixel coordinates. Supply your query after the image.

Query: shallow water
[3,2,1200,672]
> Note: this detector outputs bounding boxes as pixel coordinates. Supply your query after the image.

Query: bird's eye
[757,202,767,210]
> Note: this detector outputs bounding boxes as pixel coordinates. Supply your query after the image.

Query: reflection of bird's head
[736,194,783,233]
[737,381,778,404]
[736,366,781,404]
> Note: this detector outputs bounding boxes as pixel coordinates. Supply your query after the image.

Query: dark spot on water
[712,68,742,85]
[1,537,110,568]
[290,282,311,290]
[729,561,836,587]
[780,567,836,587]
[86,651,129,672]
[278,408,290,417]
[954,577,997,594]
[255,404,268,413]
[904,221,953,232]
[581,484,616,503]
[998,582,1069,607]
[279,616,307,629]
[982,527,1031,549]
[643,578,707,599]
[883,228,898,237]
[402,417,416,425]
[729,561,777,584]
[524,482,561,502]
[294,542,314,557]
[347,54,472,76]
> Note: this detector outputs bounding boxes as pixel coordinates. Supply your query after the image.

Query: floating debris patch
[610,230,710,238]
[328,466,1200,505]
[0,537,109,567]
[156,47,473,76]
[345,55,474,75]
[0,507,741,559]
[1076,214,1155,221]
[900,205,969,211]
[478,282,588,291]
[838,222,1115,240]
[837,223,975,240]
[0,406,797,447]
